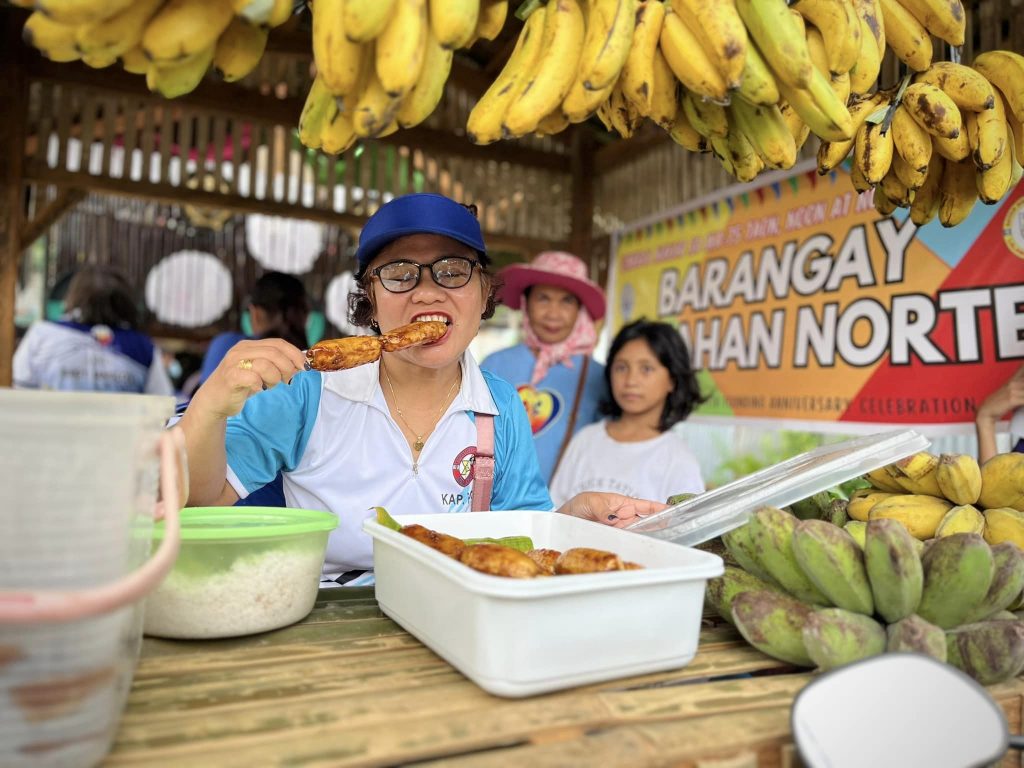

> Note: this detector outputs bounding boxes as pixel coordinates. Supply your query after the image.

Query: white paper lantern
[245,214,324,274]
[145,251,233,327]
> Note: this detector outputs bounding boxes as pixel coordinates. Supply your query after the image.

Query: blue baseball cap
[355,193,487,276]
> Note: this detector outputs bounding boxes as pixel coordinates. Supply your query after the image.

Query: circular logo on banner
[1003,198,1024,260]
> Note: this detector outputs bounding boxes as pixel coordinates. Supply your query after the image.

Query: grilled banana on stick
[306,320,447,371]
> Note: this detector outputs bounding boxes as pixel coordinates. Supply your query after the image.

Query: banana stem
[878,73,914,134]
[514,0,544,21]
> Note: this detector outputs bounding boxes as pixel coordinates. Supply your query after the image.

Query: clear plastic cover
[626,430,930,546]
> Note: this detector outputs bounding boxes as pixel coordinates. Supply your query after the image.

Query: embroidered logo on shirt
[516,385,562,436]
[90,324,114,346]
[452,446,477,487]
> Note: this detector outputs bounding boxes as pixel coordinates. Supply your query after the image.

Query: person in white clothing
[14,265,174,396]
[551,320,707,506]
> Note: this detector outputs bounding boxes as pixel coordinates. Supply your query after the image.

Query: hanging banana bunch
[21,0,291,96]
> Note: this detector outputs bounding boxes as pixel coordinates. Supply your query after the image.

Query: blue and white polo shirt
[224,352,553,575]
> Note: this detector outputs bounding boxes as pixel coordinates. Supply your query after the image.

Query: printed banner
[609,160,1024,427]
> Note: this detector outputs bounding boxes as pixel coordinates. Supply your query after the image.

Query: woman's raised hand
[192,339,308,419]
[559,491,669,529]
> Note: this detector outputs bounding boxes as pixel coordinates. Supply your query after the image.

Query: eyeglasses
[370,256,480,293]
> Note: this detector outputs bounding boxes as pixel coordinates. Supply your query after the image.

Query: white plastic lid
[625,429,930,546]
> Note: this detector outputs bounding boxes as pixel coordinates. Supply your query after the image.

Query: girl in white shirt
[550,320,707,505]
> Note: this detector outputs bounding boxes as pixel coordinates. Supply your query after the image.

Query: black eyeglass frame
[369,256,482,294]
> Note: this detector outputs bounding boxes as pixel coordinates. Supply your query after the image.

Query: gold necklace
[382,365,460,453]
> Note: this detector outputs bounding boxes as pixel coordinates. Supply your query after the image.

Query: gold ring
[238,358,254,371]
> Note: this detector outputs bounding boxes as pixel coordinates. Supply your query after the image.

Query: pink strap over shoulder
[472,413,495,512]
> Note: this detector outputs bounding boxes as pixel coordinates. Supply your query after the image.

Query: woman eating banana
[178,193,666,585]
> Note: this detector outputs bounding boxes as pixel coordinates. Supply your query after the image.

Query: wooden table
[103,588,1024,767]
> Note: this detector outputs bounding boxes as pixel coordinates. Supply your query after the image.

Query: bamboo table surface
[103,587,1024,768]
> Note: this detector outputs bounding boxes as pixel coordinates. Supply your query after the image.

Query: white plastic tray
[365,511,723,698]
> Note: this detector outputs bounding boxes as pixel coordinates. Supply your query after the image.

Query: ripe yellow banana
[580,0,636,92]
[146,45,215,98]
[977,137,1013,205]
[731,99,798,170]
[804,24,829,78]
[353,62,403,137]
[966,93,1007,172]
[430,0,479,50]
[878,0,932,72]
[377,0,428,97]
[396,27,452,128]
[213,17,268,83]
[83,51,117,69]
[933,129,970,162]
[669,102,707,152]
[892,151,928,189]
[909,153,944,224]
[874,185,898,215]
[36,0,133,25]
[973,51,1024,126]
[22,11,80,62]
[682,92,729,139]
[503,0,585,138]
[621,0,666,115]
[467,7,545,144]
[475,0,508,42]
[121,46,149,75]
[869,494,953,540]
[142,0,234,64]
[735,43,779,107]
[879,167,914,207]
[75,0,164,59]
[856,119,895,184]
[604,80,642,138]
[659,8,729,104]
[321,106,358,155]
[298,76,336,150]
[938,158,978,227]
[791,0,861,75]
[916,62,995,113]
[853,0,885,57]
[673,0,748,90]
[267,0,294,27]
[534,108,570,136]
[935,454,983,506]
[850,159,873,192]
[313,0,366,96]
[902,82,963,140]
[712,128,764,183]
[342,0,397,42]
[735,0,813,89]
[1002,93,1024,168]
[896,0,966,46]
[232,0,291,26]
[647,47,680,130]
[777,65,854,142]
[779,98,812,150]
[891,103,934,173]
[848,16,881,95]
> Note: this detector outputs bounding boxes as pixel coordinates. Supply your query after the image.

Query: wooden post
[568,129,596,272]
[0,21,28,387]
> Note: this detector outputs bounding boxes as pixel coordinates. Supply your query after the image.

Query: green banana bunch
[946,619,1024,685]
[745,507,830,605]
[802,608,886,670]
[964,542,1024,624]
[734,44,779,107]
[734,0,813,89]
[705,566,781,626]
[142,0,234,64]
[917,533,994,629]
[886,614,947,660]
[792,519,874,614]
[731,590,814,666]
[722,518,779,585]
[864,518,923,623]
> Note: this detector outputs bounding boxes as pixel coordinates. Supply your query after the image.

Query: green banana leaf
[374,506,533,551]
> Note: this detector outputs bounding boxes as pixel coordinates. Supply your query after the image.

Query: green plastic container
[143,507,338,640]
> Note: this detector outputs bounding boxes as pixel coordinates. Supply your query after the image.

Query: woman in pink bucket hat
[482,251,608,483]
